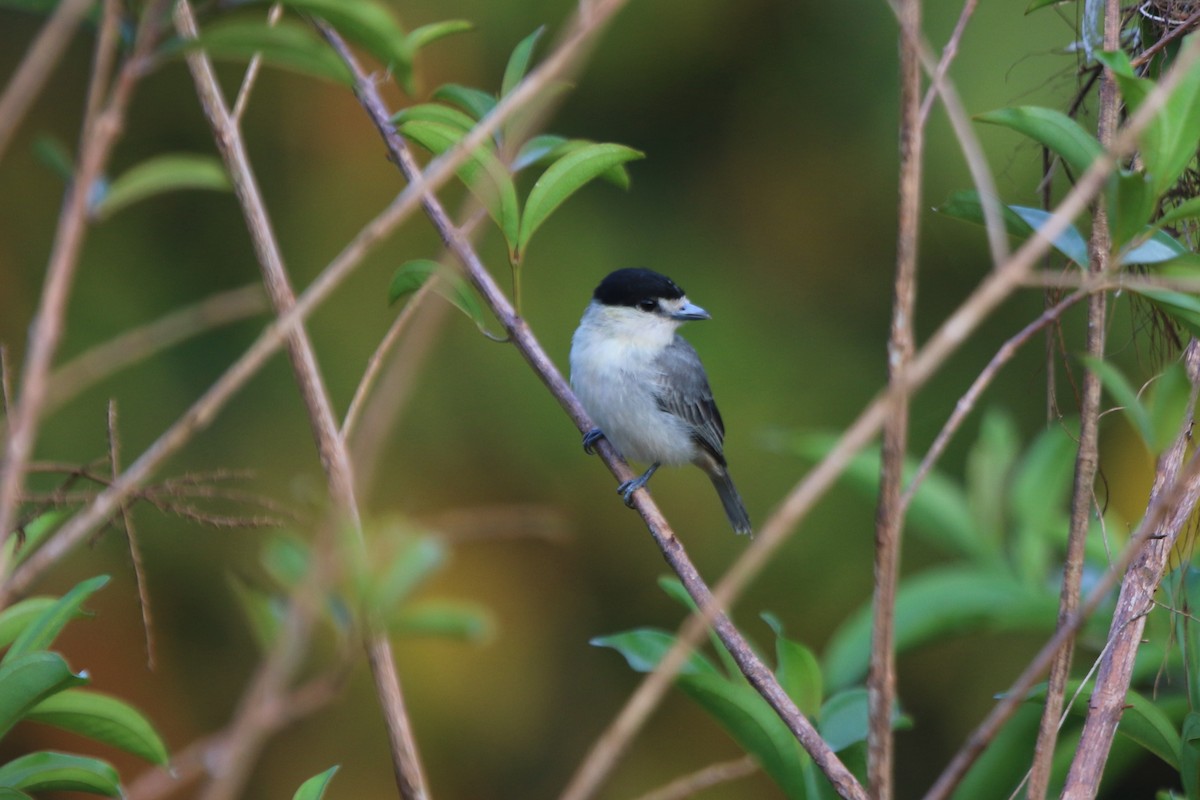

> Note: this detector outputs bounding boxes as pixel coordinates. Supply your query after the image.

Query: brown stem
[869,0,922,796]
[1027,4,1120,796]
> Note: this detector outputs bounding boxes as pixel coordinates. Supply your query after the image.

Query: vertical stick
[869,0,922,796]
[1026,3,1119,796]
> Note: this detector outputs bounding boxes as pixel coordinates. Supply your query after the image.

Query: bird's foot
[582,428,605,455]
[616,463,660,507]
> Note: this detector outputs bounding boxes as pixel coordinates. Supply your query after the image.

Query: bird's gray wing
[653,336,726,463]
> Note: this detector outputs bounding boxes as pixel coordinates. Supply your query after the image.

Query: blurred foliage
[3,0,1200,798]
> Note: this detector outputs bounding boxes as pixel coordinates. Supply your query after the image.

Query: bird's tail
[709,467,752,535]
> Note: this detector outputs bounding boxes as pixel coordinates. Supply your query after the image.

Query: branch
[869,0,922,795]
[630,756,758,800]
[314,18,869,800]
[1059,343,1200,796]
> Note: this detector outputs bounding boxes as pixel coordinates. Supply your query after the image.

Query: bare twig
[1027,4,1120,794]
[106,401,155,669]
[1062,344,1200,798]
[918,0,976,125]
[869,0,922,795]
[902,290,1089,510]
[44,284,267,414]
[231,3,284,123]
[0,0,170,575]
[0,0,94,164]
[630,756,759,800]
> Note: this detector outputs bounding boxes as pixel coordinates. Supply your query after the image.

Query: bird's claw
[582,428,605,455]
[616,479,639,507]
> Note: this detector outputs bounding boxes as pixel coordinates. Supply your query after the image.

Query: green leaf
[388,600,491,641]
[3,575,109,666]
[677,673,807,798]
[789,433,982,561]
[517,143,644,258]
[261,534,311,587]
[502,27,545,98]
[1182,711,1200,799]
[591,628,721,677]
[0,652,87,741]
[965,410,1020,552]
[0,599,56,651]
[1122,227,1188,265]
[762,613,822,718]
[404,20,472,55]
[937,190,1090,266]
[387,260,495,337]
[822,567,1059,690]
[432,84,497,121]
[5,510,66,568]
[227,574,286,652]
[0,752,119,796]
[0,787,33,799]
[976,106,1102,178]
[1110,170,1157,251]
[657,577,738,678]
[167,19,353,85]
[390,103,477,134]
[1147,360,1192,452]
[1158,195,1200,229]
[1007,422,1078,583]
[397,120,520,251]
[512,136,634,188]
[1085,356,1154,447]
[369,533,446,617]
[93,154,230,220]
[1025,0,1071,12]
[27,688,168,764]
[264,0,410,72]
[1135,284,1200,338]
[32,136,74,182]
[1098,48,1200,196]
[293,765,339,800]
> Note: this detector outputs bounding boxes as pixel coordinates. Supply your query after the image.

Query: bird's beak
[672,301,711,321]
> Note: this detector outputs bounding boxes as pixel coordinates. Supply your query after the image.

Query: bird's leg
[582,428,605,455]
[617,463,660,507]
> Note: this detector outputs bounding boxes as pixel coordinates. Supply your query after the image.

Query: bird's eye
[637,299,657,312]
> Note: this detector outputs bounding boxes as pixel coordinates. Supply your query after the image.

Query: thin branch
[902,290,1089,510]
[44,284,267,415]
[1028,4,1120,794]
[1060,343,1200,798]
[106,400,155,670]
[918,0,976,125]
[0,0,94,164]
[869,0,922,795]
[630,756,758,800]
[316,18,869,800]
[231,2,284,123]
[0,0,170,576]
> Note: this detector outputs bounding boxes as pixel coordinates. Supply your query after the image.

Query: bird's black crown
[592,268,685,307]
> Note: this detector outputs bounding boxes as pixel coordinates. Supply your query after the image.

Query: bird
[569,267,751,534]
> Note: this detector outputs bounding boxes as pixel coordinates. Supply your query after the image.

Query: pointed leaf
[0,599,57,651]
[388,260,494,336]
[167,19,353,84]
[1158,196,1200,229]
[32,136,74,182]
[937,190,1090,266]
[228,574,286,652]
[293,765,339,800]
[262,534,311,587]
[1026,0,1071,12]
[1110,170,1157,250]
[976,106,1102,178]
[966,409,1020,551]
[6,510,67,568]
[762,613,822,717]
[1007,422,1077,583]
[1183,711,1200,798]
[502,27,545,98]
[263,0,410,72]
[1083,356,1154,447]
[1122,227,1188,265]
[390,103,477,134]
[370,533,446,617]
[0,752,119,795]
[822,567,1059,690]
[517,143,644,257]
[397,120,519,250]
[389,599,491,641]
[1148,361,1192,452]
[3,575,109,665]
[94,154,230,220]
[1135,286,1200,338]
[0,652,88,740]
[432,84,497,121]
[512,136,633,188]
[677,673,807,798]
[27,688,168,764]
[591,628,720,676]
[657,577,738,677]
[404,20,471,54]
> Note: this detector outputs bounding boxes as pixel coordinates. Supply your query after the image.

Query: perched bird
[569,267,751,534]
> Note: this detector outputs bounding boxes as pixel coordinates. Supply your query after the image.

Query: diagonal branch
[314,18,870,800]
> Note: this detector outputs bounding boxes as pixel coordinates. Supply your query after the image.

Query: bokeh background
[0,0,1162,797]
